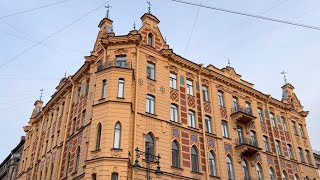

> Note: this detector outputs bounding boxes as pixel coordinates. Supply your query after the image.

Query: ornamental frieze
[114,48,128,54]
[146,54,157,63]
[186,72,195,79]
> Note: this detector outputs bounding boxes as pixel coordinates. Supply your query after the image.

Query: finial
[64,71,67,78]
[164,37,167,43]
[39,88,44,101]
[105,4,111,18]
[111,26,114,32]
[228,58,231,67]
[147,0,152,14]
[281,70,288,85]
[133,22,136,30]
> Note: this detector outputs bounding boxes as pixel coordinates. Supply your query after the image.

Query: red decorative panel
[274,128,279,138]
[285,132,291,142]
[204,101,211,113]
[220,107,227,119]
[187,95,195,108]
[261,123,267,134]
[170,89,179,102]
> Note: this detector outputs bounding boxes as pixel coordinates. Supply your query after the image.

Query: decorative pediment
[201,78,209,86]
[168,65,178,73]
[146,54,157,63]
[114,48,128,55]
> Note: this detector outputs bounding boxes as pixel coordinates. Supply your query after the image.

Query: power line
[0,1,109,69]
[0,0,72,19]
[170,0,320,31]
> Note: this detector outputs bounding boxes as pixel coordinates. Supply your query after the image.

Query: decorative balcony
[97,60,132,72]
[235,137,261,155]
[230,106,256,124]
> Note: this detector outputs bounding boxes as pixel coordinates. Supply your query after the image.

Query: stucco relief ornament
[138,79,144,86]
[160,86,165,94]
[147,81,155,93]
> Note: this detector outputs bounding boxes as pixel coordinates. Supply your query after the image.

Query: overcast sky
[0,0,319,161]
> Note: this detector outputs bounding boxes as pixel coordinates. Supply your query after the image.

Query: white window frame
[117,79,125,98]
[186,80,194,96]
[188,110,196,128]
[170,104,178,122]
[170,73,177,89]
[146,95,155,114]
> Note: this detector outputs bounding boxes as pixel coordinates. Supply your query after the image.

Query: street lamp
[131,147,163,179]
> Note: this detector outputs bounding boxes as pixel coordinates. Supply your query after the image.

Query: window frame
[226,156,234,180]
[221,120,229,138]
[113,122,122,149]
[117,78,125,98]
[188,110,196,128]
[148,33,153,46]
[96,123,102,150]
[172,141,180,168]
[205,116,212,133]
[276,140,282,156]
[147,62,155,80]
[102,79,107,98]
[258,108,264,123]
[170,104,179,122]
[186,79,194,96]
[191,146,199,172]
[208,151,217,176]
[218,91,225,107]
[270,113,276,128]
[202,86,209,102]
[170,73,177,89]
[146,94,155,114]
[263,136,270,152]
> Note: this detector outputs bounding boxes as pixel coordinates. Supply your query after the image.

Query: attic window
[148,33,153,46]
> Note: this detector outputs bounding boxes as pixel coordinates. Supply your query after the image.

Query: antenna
[39,88,44,101]
[105,4,111,18]
[147,1,152,14]
[281,70,288,85]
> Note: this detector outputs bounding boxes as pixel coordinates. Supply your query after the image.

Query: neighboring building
[16,11,319,180]
[314,150,320,178]
[0,137,25,180]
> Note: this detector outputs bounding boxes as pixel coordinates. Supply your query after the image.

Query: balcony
[235,137,261,155]
[97,60,132,72]
[230,106,256,124]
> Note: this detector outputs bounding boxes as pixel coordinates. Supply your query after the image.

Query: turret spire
[281,70,288,85]
[147,1,152,14]
[105,4,111,18]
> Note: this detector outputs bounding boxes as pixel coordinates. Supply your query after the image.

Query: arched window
[145,133,154,155]
[96,123,102,150]
[188,110,196,128]
[117,79,124,98]
[148,33,153,46]
[170,104,178,122]
[75,147,81,171]
[146,94,155,114]
[113,122,121,149]
[242,159,250,180]
[269,168,275,180]
[66,153,71,176]
[205,116,212,133]
[191,146,199,172]
[111,172,118,180]
[208,151,216,176]
[256,163,263,180]
[226,156,234,180]
[294,174,299,180]
[282,171,288,180]
[172,141,180,168]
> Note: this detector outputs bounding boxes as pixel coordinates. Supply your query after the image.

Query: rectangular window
[170,73,177,89]
[270,113,276,128]
[282,118,288,132]
[170,104,178,122]
[258,108,264,123]
[202,86,209,102]
[276,141,282,156]
[92,174,97,180]
[306,150,312,164]
[205,116,212,133]
[232,97,238,111]
[146,95,155,114]
[115,55,127,67]
[292,121,298,135]
[218,91,224,107]
[288,144,294,159]
[81,110,86,127]
[186,80,194,96]
[263,136,270,152]
[102,80,107,98]
[117,79,125,98]
[85,79,90,96]
[72,118,77,134]
[298,148,304,162]
[188,111,196,128]
[147,63,155,80]
[298,124,305,137]
[111,173,118,180]
[221,121,229,138]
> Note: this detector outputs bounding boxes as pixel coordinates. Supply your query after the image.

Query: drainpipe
[197,64,210,180]
[132,39,142,180]
[57,76,75,179]
[30,111,46,180]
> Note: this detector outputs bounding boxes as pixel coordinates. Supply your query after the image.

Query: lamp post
[132,147,163,180]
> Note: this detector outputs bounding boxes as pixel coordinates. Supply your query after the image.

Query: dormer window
[148,33,153,46]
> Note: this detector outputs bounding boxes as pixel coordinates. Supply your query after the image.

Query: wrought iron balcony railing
[97,60,132,72]
[236,137,259,148]
[231,106,253,116]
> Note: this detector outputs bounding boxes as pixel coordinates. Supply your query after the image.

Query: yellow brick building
[16,12,319,180]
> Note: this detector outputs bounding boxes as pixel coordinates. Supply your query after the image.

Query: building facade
[0,136,25,180]
[16,12,319,180]
[313,150,320,178]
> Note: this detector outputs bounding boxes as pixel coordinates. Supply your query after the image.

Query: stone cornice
[100,32,142,48]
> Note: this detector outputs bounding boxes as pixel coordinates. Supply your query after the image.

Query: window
[148,33,153,46]
[81,110,86,127]
[170,73,177,89]
[256,163,263,180]
[294,174,299,180]
[258,108,264,123]
[186,80,194,96]
[115,55,126,67]
[298,147,304,162]
[276,140,282,156]
[111,172,118,180]
[66,153,71,176]
[270,113,276,128]
[75,147,80,171]
[269,168,275,180]
[96,123,102,150]
[72,118,77,134]
[232,97,238,111]
[282,118,287,132]
[49,163,54,180]
[292,121,298,135]
[298,124,305,137]
[61,102,65,117]
[145,133,154,155]
[85,79,90,96]
[188,110,196,128]
[202,86,209,101]
[172,141,180,168]
[205,116,212,133]
[170,104,178,122]
[242,160,250,180]
[208,151,216,176]
[305,150,312,164]
[250,131,257,146]
[263,136,270,152]
[146,95,155,114]
[218,91,224,107]
[288,144,294,159]
[147,62,155,80]
[117,79,124,98]
[282,171,288,180]
[226,156,234,180]
[245,102,252,114]
[92,174,97,180]
[221,121,229,138]
[102,80,107,98]
[191,146,199,172]
[113,122,121,149]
